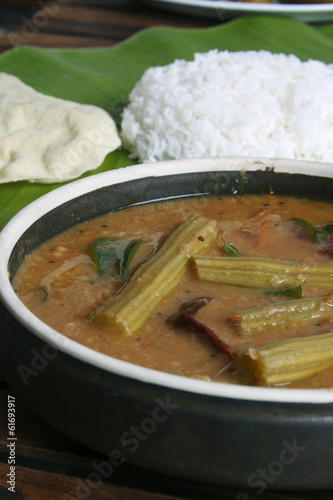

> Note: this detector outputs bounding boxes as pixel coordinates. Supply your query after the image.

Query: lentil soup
[12,193,333,389]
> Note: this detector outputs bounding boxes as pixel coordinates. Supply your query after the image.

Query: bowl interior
[3,157,333,405]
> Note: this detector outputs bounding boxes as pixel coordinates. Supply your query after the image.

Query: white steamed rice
[120,50,333,163]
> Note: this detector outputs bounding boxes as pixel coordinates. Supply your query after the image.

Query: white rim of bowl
[1,156,333,405]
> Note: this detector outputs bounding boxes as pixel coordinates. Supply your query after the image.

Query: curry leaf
[91,237,142,280]
[294,218,333,245]
[294,218,317,240]
[223,242,241,257]
[120,239,142,278]
[323,223,333,235]
[264,285,303,298]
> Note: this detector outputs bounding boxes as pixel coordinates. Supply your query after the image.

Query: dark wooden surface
[0,2,333,498]
[2,388,333,499]
[0,0,214,54]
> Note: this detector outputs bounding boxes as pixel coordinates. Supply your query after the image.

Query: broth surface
[13,194,333,389]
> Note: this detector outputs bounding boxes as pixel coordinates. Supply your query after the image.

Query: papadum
[0,72,121,183]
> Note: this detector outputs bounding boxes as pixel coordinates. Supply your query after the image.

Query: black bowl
[1,156,333,490]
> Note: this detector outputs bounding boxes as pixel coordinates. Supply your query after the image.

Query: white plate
[140,0,333,22]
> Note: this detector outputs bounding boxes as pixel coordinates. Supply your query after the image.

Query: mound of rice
[120,50,333,163]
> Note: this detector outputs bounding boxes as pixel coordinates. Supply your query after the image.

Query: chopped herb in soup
[12,194,333,389]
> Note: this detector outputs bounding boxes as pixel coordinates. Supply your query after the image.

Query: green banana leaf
[0,15,333,230]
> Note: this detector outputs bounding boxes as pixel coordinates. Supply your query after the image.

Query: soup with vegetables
[12,194,333,389]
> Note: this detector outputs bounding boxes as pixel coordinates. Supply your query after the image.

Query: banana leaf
[0,15,333,230]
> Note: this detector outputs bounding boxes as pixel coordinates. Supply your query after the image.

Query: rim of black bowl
[1,156,333,405]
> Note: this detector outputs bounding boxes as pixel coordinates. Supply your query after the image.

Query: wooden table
[0,2,332,498]
[0,0,214,54]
